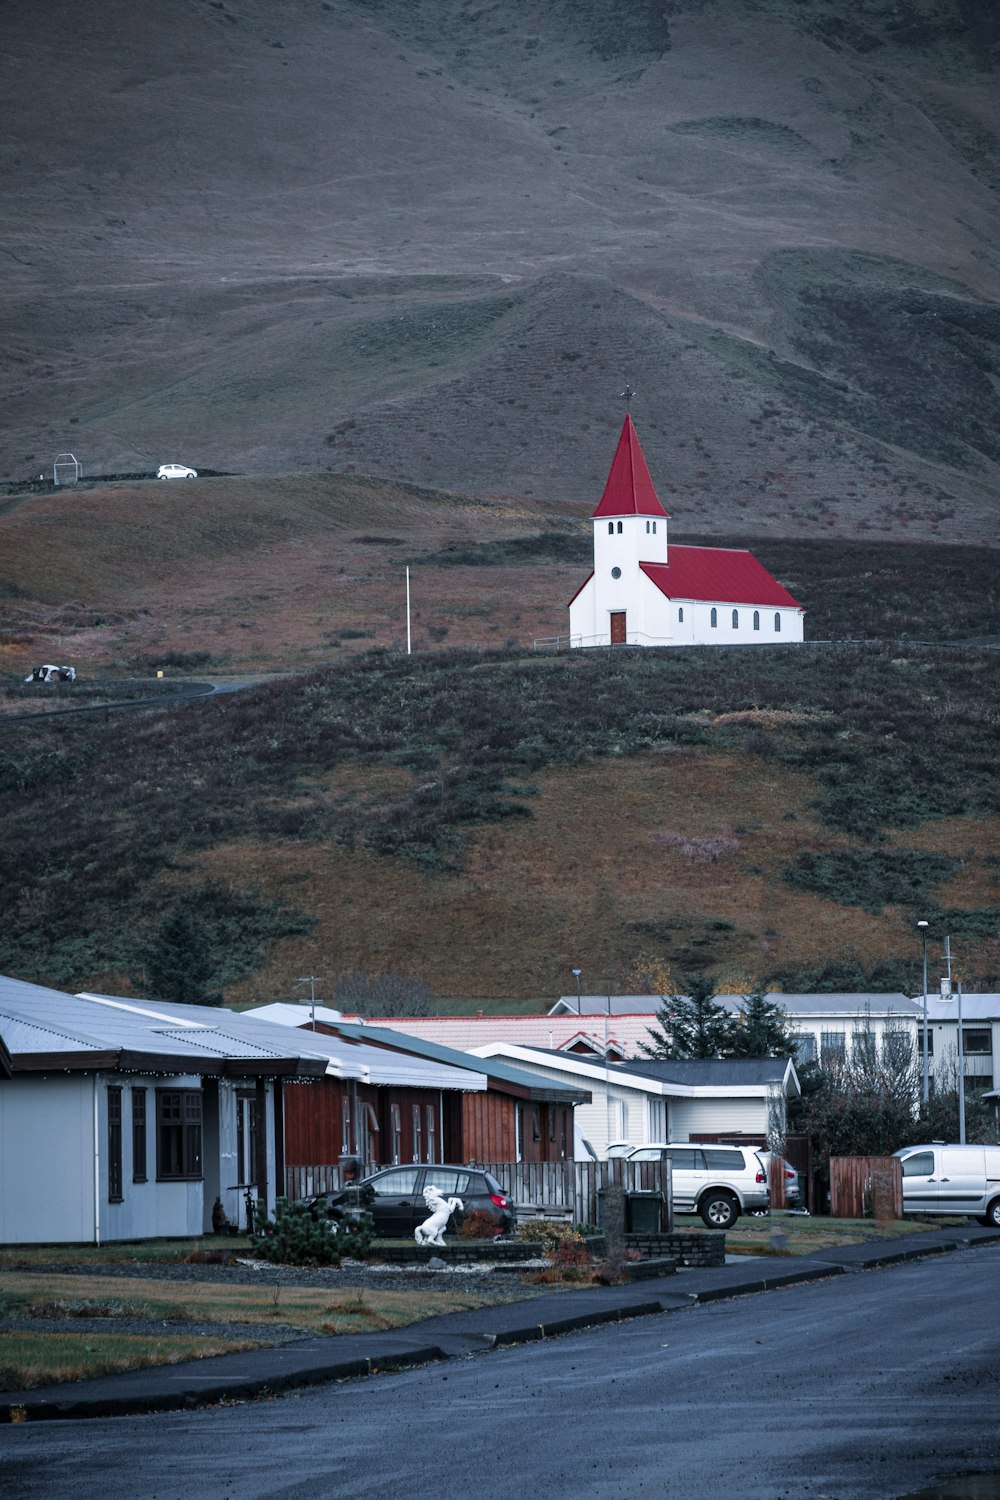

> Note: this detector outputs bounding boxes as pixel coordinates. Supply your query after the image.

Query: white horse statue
[414,1184,464,1247]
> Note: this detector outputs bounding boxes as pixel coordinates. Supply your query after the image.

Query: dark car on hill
[310,1164,516,1238]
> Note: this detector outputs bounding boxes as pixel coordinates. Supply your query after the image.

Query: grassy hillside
[1,632,997,1002]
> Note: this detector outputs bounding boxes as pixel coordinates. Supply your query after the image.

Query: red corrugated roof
[591,414,669,519]
[641,547,803,608]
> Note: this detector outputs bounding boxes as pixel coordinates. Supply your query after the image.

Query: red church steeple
[591,414,669,520]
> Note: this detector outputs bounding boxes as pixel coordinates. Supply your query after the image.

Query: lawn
[696,1212,968,1256]
[0,1251,528,1392]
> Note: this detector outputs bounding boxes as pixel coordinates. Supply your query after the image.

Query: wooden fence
[829,1156,902,1221]
[482,1159,670,1228]
[286,1159,671,1229]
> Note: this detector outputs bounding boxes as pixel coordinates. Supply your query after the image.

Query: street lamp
[571,968,582,1014]
[917,921,929,1106]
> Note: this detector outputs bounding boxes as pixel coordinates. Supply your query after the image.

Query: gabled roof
[640,548,802,609]
[591,415,669,520]
[615,1056,801,1097]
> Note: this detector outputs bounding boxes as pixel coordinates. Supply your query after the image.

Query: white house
[567,414,805,647]
[0,977,331,1245]
[469,1042,799,1158]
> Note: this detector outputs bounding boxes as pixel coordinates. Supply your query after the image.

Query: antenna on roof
[620,384,636,411]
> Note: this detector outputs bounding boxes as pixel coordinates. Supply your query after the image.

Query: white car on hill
[157,463,197,479]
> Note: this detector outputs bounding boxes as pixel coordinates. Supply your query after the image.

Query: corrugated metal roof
[335,1022,592,1104]
[246,1004,487,1091]
[641,549,802,609]
[0,977,329,1076]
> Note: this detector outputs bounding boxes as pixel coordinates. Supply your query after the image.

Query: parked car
[894,1143,1000,1227]
[757,1151,802,1209]
[605,1141,635,1159]
[625,1142,769,1228]
[309,1164,516,1238]
[24,664,75,683]
[157,463,197,479]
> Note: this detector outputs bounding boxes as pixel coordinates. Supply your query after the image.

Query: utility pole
[296,975,325,1030]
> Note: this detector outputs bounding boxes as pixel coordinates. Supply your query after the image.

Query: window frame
[132,1087,147,1184]
[156,1088,203,1181]
[108,1085,123,1203]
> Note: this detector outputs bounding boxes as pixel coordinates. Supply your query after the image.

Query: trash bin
[625,1191,664,1234]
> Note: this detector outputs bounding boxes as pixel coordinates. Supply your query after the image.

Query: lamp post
[917,920,929,1106]
[571,968,582,1014]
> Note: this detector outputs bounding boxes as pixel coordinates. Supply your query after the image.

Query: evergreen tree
[725,990,798,1059]
[142,905,220,1006]
[639,972,734,1059]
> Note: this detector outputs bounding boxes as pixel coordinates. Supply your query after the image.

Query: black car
[313,1164,516,1238]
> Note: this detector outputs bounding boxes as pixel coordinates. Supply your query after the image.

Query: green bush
[254,1199,373,1266]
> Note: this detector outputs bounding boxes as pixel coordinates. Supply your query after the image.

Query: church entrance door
[610,611,627,644]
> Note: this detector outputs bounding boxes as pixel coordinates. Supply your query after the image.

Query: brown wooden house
[248,1007,590,1173]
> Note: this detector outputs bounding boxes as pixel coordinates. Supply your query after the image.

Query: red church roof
[641,548,802,609]
[591,414,669,519]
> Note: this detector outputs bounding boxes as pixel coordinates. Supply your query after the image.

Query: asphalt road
[4,1244,999,1500]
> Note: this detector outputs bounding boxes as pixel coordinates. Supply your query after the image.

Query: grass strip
[0,1331,259,1391]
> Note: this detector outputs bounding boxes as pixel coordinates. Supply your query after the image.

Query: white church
[568,415,805,647]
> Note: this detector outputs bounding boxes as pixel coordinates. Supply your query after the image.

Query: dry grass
[0,1269,516,1390]
[716,1213,967,1257]
[0,1331,259,1391]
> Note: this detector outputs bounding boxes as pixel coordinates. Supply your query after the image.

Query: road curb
[2,1230,995,1422]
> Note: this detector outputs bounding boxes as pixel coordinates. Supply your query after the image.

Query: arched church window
[645,520,650,533]
[652,521,656,533]
[617,521,623,534]
[710,607,717,628]
[608,522,614,535]
[732,609,739,628]
[775,613,781,633]
[678,607,684,623]
[753,611,760,630]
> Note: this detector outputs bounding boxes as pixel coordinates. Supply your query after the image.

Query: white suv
[627,1142,769,1228]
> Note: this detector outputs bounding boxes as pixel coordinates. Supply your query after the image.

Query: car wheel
[158,474,167,479]
[980,1198,1000,1229]
[700,1192,739,1230]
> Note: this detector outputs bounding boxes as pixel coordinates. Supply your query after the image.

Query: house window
[532,1107,541,1142]
[775,613,781,632]
[132,1088,147,1183]
[795,1034,816,1065]
[820,1031,846,1067]
[710,607,717,628]
[236,1093,257,1186]
[732,609,739,628]
[963,1029,992,1055]
[108,1086,123,1202]
[426,1104,436,1162]
[412,1104,422,1162]
[390,1103,402,1164]
[678,607,684,623]
[753,611,760,631]
[157,1090,202,1179]
[341,1095,352,1155]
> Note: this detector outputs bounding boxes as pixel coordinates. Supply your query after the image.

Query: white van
[894,1144,1000,1227]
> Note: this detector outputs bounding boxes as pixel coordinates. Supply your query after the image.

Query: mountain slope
[2,0,999,541]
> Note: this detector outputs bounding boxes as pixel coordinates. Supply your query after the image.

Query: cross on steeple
[620,384,636,410]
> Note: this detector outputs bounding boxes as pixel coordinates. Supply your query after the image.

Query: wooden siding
[464,1089,515,1163]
